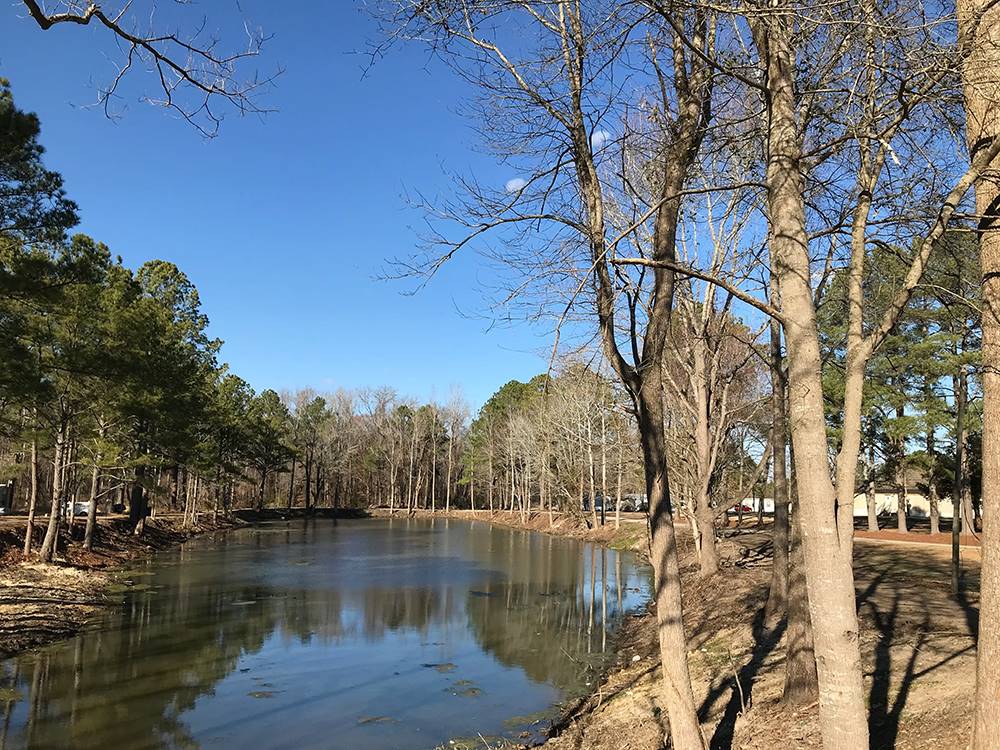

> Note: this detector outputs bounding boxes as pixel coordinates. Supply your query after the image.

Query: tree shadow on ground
[700,606,787,750]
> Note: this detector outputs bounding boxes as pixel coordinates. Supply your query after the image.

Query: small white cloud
[591,129,611,150]
[505,177,528,193]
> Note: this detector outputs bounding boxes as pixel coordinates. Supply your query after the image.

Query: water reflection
[0,518,650,750]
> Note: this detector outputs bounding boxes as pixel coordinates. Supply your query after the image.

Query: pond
[0,517,652,750]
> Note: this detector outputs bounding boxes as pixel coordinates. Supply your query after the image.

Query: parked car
[62,499,96,517]
[620,493,649,512]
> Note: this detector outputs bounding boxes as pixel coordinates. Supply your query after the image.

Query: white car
[62,500,95,517]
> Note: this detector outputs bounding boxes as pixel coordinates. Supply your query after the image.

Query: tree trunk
[23,434,38,556]
[258,468,267,512]
[288,457,296,510]
[929,481,941,536]
[896,454,908,533]
[766,314,789,622]
[757,13,868,746]
[83,462,100,551]
[446,429,453,513]
[638,384,706,750]
[953,368,968,594]
[866,444,879,532]
[615,437,623,530]
[783,452,819,705]
[39,422,67,563]
[959,0,1000,741]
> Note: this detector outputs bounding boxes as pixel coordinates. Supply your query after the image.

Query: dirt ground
[0,512,251,658]
[537,532,979,750]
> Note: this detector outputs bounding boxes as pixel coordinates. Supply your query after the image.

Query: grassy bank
[369,508,650,552]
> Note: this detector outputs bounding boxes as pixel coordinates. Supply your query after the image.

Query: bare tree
[18,0,275,136]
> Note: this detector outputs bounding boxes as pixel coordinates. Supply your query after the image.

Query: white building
[741,491,954,519]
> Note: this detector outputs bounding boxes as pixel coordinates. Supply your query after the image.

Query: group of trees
[375,0,1000,748]
[0,78,306,559]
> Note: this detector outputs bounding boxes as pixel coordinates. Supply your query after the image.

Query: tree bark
[756,12,869,746]
[959,0,1000,742]
[783,452,819,705]
[23,434,38,556]
[765,300,789,621]
[39,421,67,563]
[638,383,706,750]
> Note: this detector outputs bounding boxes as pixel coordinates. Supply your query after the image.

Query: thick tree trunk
[638,386,706,750]
[757,13,869,746]
[783,464,819,705]
[129,463,148,536]
[960,0,1000,742]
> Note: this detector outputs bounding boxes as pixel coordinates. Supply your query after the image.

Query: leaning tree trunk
[638,382,706,750]
[39,422,67,563]
[82,462,99,551]
[960,0,1000,743]
[757,12,869,746]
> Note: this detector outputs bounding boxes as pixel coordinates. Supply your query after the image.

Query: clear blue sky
[0,1,551,408]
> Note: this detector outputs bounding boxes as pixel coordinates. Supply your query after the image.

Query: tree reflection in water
[0,519,650,750]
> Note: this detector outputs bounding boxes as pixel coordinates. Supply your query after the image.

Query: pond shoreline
[0,508,362,659]
[3,507,654,750]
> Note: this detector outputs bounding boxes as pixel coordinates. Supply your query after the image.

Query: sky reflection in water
[0,518,651,750]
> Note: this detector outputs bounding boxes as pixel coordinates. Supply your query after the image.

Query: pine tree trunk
[929,481,941,536]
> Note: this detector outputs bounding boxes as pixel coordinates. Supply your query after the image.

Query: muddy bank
[0,508,368,659]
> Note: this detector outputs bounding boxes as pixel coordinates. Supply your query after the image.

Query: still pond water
[0,518,651,750]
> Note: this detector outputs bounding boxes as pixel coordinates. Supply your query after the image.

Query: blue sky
[0,1,552,408]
